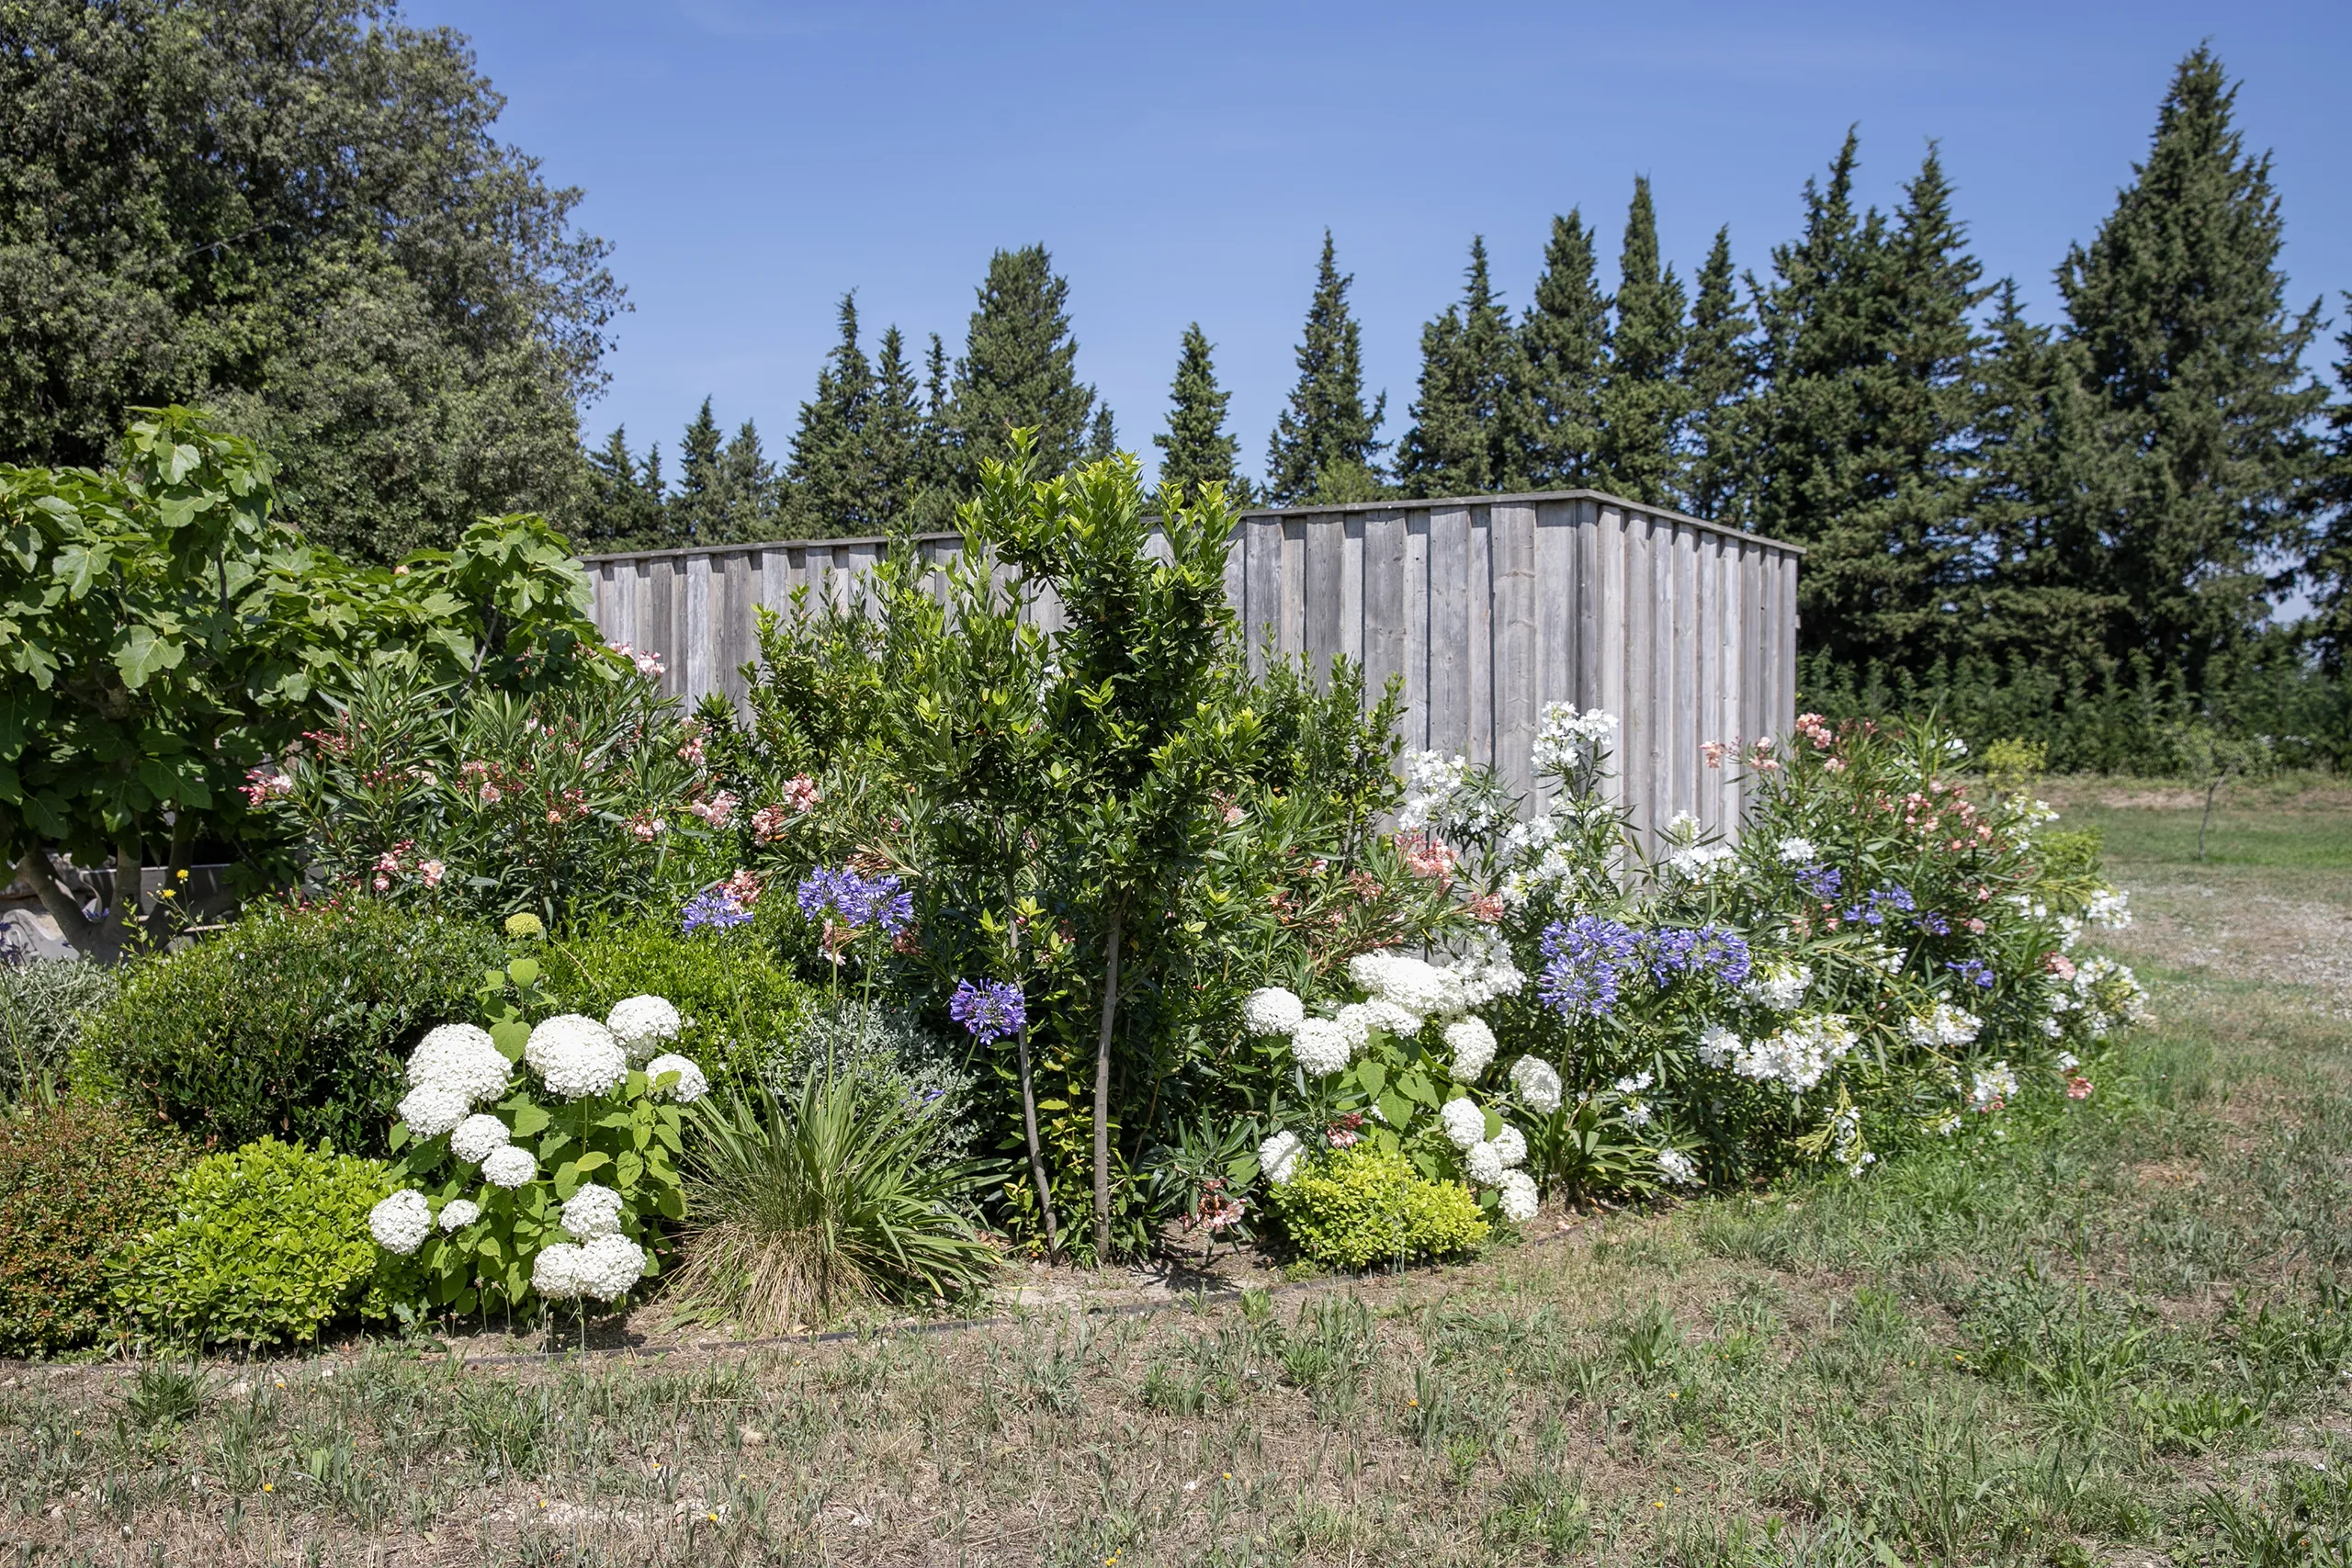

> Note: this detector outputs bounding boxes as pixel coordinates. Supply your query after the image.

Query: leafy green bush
[0,1099,194,1357]
[1268,1145,1487,1270]
[76,899,506,1150]
[111,1137,400,1350]
[771,1000,980,1168]
[543,919,815,1091]
[1,958,119,1102]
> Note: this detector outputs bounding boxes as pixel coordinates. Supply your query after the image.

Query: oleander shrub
[542,918,816,1093]
[0,958,120,1102]
[0,1100,195,1357]
[1267,1144,1487,1270]
[75,899,506,1151]
[111,1137,402,1350]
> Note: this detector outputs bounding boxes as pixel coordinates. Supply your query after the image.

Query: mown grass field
[6,784,2352,1567]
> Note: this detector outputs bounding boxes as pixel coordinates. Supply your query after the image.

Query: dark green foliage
[0,958,119,1102]
[1678,227,1753,524]
[540,919,817,1093]
[868,326,937,529]
[670,399,728,546]
[1513,210,1611,490]
[1591,178,1689,505]
[2311,313,2352,666]
[1396,237,1522,497]
[0,0,620,562]
[1154,323,1249,502]
[944,245,1102,491]
[109,1137,400,1350]
[1264,231,1388,505]
[78,900,506,1152]
[0,1099,192,1357]
[785,294,877,537]
[576,426,669,553]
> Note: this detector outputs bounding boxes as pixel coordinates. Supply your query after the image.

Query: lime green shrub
[542,919,814,1091]
[77,900,505,1151]
[1267,1145,1487,1270]
[0,1100,194,1357]
[112,1137,401,1349]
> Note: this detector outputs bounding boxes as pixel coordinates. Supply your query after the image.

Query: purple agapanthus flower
[949,977,1026,1043]
[1640,923,1752,988]
[1794,863,1843,899]
[681,889,753,933]
[1915,910,1951,936]
[1538,916,1639,1020]
[1947,957,1996,989]
[796,866,914,934]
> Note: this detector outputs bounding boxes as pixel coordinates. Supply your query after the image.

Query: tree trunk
[12,848,98,953]
[1091,900,1125,1262]
[1014,1021,1059,1257]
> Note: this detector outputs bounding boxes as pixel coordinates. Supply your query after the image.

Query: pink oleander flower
[627,812,665,843]
[688,790,739,828]
[420,860,447,888]
[722,868,762,906]
[2046,953,2076,980]
[241,765,295,807]
[1702,739,1732,769]
[607,640,664,677]
[2066,1075,2094,1100]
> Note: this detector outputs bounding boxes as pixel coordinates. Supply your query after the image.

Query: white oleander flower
[1968,1062,2018,1114]
[438,1198,482,1233]
[1289,1019,1352,1077]
[575,1233,649,1301]
[525,1014,628,1100]
[1447,935,1525,1005]
[1744,960,1813,1011]
[1697,1023,1742,1069]
[396,1084,469,1139]
[1776,836,1818,865]
[2085,887,2132,930]
[1259,1130,1305,1186]
[532,1243,585,1300]
[642,1053,709,1103]
[560,1181,625,1240]
[606,995,683,1062]
[1498,1169,1540,1221]
[1532,703,1618,777]
[407,1023,514,1104]
[448,1113,512,1164]
[1440,1097,1487,1150]
[1727,1013,1859,1093]
[2055,1051,2080,1072]
[1464,1140,1508,1185]
[481,1145,537,1189]
[1242,987,1306,1036]
[1510,1055,1564,1115]
[1904,1002,1983,1049]
[1656,1148,1701,1187]
[1444,1016,1497,1082]
[1489,1123,1527,1168]
[368,1189,431,1255]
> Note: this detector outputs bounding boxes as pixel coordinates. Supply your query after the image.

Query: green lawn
[6,792,2352,1566]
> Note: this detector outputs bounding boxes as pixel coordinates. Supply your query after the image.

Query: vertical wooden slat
[1491,501,1539,801]
[1340,515,1365,671]
[1593,504,1628,817]
[1426,506,1471,759]
[1778,548,1800,736]
[1304,514,1344,683]
[1280,518,1307,660]
[1221,522,1246,621]
[1403,511,1431,754]
[1362,511,1407,719]
[1243,516,1282,673]
[1466,506,1494,768]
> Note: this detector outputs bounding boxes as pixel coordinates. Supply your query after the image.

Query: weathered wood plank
[1361,510,1407,716]
[1280,518,1308,659]
[1466,506,1494,768]
[1243,516,1282,674]
[1403,512,1431,754]
[1491,501,1539,800]
[1340,514,1365,671]
[1427,506,1471,759]
[1305,511,1345,684]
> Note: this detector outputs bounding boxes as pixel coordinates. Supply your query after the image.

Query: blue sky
[407,1,2351,489]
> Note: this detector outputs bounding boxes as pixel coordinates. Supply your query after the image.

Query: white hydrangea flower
[560,1181,625,1240]
[1510,1055,1564,1115]
[1498,1169,1540,1222]
[1259,1130,1305,1186]
[1331,1004,1374,1050]
[407,1023,513,1104]
[1359,998,1425,1040]
[481,1145,537,1189]
[575,1234,649,1301]
[448,1113,511,1164]
[606,995,683,1062]
[525,1014,628,1100]
[1444,1016,1497,1081]
[1697,1023,1742,1069]
[1656,1148,1702,1187]
[1464,1140,1508,1185]
[1289,1019,1352,1077]
[1362,953,1463,1017]
[438,1198,482,1233]
[1776,836,1818,865]
[1904,1002,1982,1049]
[1489,1123,1527,1168]
[368,1189,431,1255]
[642,1053,709,1103]
[1241,987,1306,1036]
[1447,934,1525,1005]
[532,1242,586,1300]
[397,1084,469,1139]
[1440,1097,1487,1150]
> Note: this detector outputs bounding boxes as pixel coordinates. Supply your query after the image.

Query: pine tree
[1676,227,1753,523]
[1264,231,1387,506]
[1087,404,1117,464]
[946,245,1099,487]
[717,420,781,540]
[1513,209,1611,489]
[1395,236,1521,498]
[785,294,877,537]
[672,398,728,545]
[1154,323,1250,501]
[2057,45,2326,686]
[577,424,668,550]
[2305,310,2352,666]
[1591,178,1690,505]
[868,325,931,532]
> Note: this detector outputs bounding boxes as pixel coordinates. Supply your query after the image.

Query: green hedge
[0,1100,194,1357]
[541,918,817,1092]
[1268,1145,1487,1270]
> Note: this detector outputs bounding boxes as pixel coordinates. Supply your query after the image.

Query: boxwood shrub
[0,1099,194,1357]
[1267,1145,1488,1270]
[542,918,817,1092]
[76,899,506,1152]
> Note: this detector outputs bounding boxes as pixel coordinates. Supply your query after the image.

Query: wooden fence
[580,490,1802,849]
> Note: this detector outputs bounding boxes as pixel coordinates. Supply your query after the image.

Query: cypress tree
[1264,231,1387,505]
[1677,227,1753,524]
[1513,209,1611,489]
[672,398,728,546]
[1591,177,1689,505]
[784,293,876,537]
[1396,236,1521,498]
[947,245,1099,486]
[1154,323,1250,501]
[2056,45,2326,685]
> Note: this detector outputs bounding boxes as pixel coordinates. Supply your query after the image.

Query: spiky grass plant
[668,1074,1000,1331]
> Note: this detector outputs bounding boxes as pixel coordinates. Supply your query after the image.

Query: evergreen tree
[1264,231,1387,505]
[2056,45,2326,685]
[1513,209,1611,489]
[907,331,961,530]
[671,398,728,546]
[1087,403,1117,464]
[1154,323,1250,501]
[717,420,781,540]
[868,325,931,531]
[1395,236,1521,497]
[785,293,877,537]
[1591,177,1690,505]
[946,245,1099,487]
[2306,310,2352,666]
[1676,227,1754,523]
[577,424,668,550]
